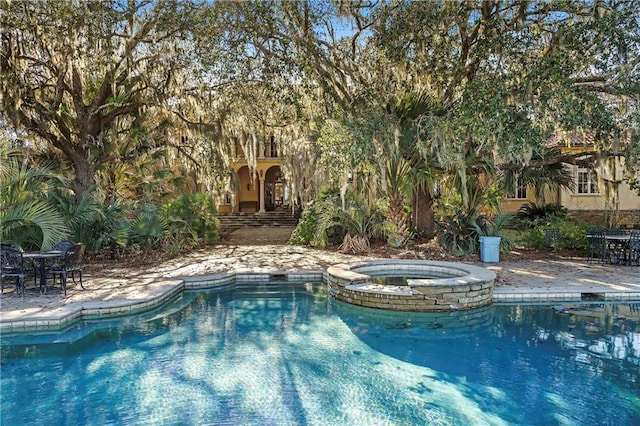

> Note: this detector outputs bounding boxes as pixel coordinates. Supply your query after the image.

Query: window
[267,135,278,158]
[224,193,232,204]
[505,176,527,199]
[576,168,599,194]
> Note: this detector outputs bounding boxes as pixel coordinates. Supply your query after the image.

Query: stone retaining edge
[1,266,638,331]
[0,271,323,332]
[326,260,497,311]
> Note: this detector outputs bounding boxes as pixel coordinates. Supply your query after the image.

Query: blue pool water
[1,283,639,425]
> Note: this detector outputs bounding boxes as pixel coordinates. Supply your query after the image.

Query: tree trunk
[72,155,98,199]
[388,194,409,247]
[412,185,435,239]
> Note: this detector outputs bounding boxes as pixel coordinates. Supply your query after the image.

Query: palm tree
[451,141,498,215]
[384,148,412,247]
[0,141,67,249]
[386,90,442,240]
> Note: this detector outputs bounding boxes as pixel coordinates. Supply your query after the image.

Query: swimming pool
[1,282,639,425]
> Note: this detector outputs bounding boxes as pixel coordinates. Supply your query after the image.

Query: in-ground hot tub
[326,259,496,311]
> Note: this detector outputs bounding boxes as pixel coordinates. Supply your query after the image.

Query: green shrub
[162,192,220,245]
[289,188,344,247]
[129,204,167,250]
[520,227,547,250]
[68,200,130,254]
[520,217,590,252]
[437,209,514,256]
[0,145,67,250]
[49,189,103,248]
[288,204,319,245]
[554,220,590,251]
[515,202,567,227]
[436,210,480,256]
[289,194,386,251]
[313,195,386,250]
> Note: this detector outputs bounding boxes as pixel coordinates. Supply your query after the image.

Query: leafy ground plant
[306,194,386,253]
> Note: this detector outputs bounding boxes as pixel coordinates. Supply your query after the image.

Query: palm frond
[0,200,68,249]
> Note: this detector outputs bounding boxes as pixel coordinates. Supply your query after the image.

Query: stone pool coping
[0,271,321,332]
[326,259,497,291]
[326,260,496,311]
[1,260,640,332]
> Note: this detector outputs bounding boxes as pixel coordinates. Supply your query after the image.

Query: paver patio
[1,227,639,328]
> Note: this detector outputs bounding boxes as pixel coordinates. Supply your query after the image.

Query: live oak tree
[2,0,638,246]
[224,1,443,240]
[335,1,638,234]
[192,0,640,239]
[0,0,211,199]
[374,0,640,215]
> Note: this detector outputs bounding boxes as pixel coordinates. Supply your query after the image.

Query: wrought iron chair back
[629,233,640,266]
[27,240,76,287]
[66,243,86,289]
[587,232,608,264]
[49,243,87,294]
[48,245,77,295]
[52,240,75,252]
[1,246,25,297]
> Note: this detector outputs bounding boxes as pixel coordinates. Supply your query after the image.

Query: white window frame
[505,175,527,200]
[576,168,599,195]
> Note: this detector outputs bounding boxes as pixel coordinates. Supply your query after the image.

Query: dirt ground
[223,226,296,245]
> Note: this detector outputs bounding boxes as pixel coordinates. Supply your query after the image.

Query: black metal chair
[31,240,77,287]
[587,232,608,264]
[48,245,77,295]
[628,233,640,266]
[48,243,87,294]
[602,230,633,264]
[67,243,86,289]
[1,246,25,297]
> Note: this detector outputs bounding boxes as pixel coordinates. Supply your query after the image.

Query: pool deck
[1,240,640,331]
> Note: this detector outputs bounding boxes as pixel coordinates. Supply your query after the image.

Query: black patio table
[22,250,64,293]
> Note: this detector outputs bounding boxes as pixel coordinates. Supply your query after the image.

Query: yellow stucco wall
[499,150,640,215]
[499,180,639,213]
[559,182,640,210]
[218,157,283,214]
[560,162,640,211]
[500,192,538,214]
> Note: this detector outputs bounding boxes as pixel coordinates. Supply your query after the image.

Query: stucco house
[217,136,292,215]
[500,133,640,227]
[218,132,638,228]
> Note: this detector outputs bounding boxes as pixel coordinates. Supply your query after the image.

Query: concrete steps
[217,212,299,234]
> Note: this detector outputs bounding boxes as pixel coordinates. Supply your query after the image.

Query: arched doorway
[264,166,288,211]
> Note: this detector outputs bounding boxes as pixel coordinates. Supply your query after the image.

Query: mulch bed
[367,239,584,262]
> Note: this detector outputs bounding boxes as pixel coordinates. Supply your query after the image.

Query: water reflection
[506,303,640,364]
[1,286,639,425]
[334,300,640,387]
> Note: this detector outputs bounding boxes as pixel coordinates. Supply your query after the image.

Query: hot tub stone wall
[326,260,496,312]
